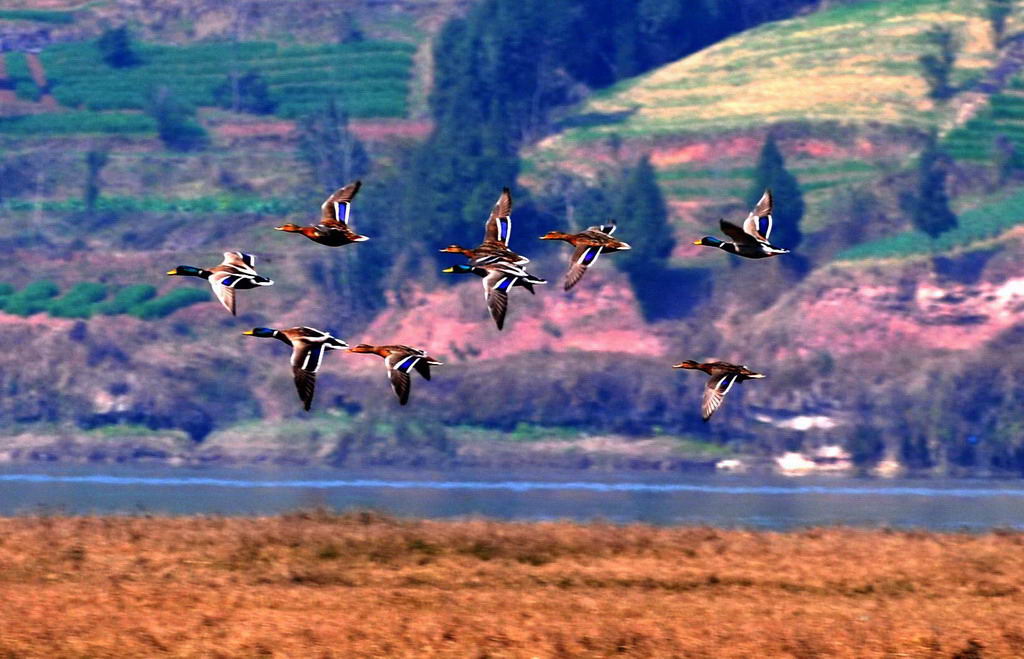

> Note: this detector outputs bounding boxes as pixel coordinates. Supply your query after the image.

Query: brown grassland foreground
[0,513,1023,657]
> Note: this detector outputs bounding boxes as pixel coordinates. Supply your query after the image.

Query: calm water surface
[1,465,1023,530]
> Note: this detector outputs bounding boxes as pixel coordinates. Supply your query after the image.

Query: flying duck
[275,180,369,246]
[673,360,766,421]
[539,222,631,290]
[439,187,529,266]
[347,344,442,405]
[166,251,273,315]
[243,326,348,411]
[693,189,790,258]
[442,261,546,330]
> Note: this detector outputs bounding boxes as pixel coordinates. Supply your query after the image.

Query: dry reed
[0,511,1022,657]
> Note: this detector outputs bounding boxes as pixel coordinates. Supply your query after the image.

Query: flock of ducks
[166,183,788,419]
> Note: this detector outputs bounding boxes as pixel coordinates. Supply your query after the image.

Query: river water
[1,465,1023,530]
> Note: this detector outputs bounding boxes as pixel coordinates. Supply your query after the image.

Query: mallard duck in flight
[673,360,765,421]
[442,261,546,330]
[275,180,368,246]
[439,187,529,266]
[347,344,442,405]
[243,327,348,411]
[693,189,789,258]
[539,223,631,290]
[166,251,272,316]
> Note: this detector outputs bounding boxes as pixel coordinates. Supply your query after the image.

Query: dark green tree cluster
[903,134,958,240]
[3,280,60,316]
[0,281,208,320]
[212,71,276,115]
[97,26,139,68]
[146,87,208,152]
[49,283,109,318]
[296,99,370,194]
[919,25,959,101]
[986,0,1013,44]
[614,156,676,284]
[83,149,109,213]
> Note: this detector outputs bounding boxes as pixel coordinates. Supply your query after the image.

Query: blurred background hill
[3,0,1024,476]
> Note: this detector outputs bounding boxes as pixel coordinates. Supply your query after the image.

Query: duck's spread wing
[743,189,773,242]
[385,352,423,405]
[719,219,756,245]
[482,270,516,330]
[289,341,328,411]
[291,326,328,339]
[701,373,740,421]
[221,251,257,271]
[483,187,513,246]
[413,359,432,381]
[587,223,616,235]
[207,272,237,315]
[320,180,362,225]
[565,245,603,291]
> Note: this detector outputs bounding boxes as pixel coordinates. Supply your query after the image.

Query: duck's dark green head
[166,265,205,277]
[442,264,474,274]
[693,237,722,247]
[243,327,278,338]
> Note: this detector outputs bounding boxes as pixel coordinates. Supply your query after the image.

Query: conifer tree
[614,155,676,278]
[296,99,369,194]
[919,25,958,101]
[97,26,138,68]
[746,135,804,252]
[146,87,207,152]
[83,149,109,213]
[212,71,276,115]
[907,135,958,240]
[986,0,1012,45]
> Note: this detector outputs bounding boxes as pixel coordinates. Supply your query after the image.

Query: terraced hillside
[945,74,1024,162]
[524,0,1024,253]
[37,40,416,119]
[537,0,1006,144]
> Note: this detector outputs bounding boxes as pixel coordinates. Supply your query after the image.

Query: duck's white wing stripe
[496,216,511,244]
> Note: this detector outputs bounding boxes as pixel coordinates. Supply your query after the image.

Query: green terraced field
[2,52,40,102]
[4,194,298,215]
[39,39,415,119]
[654,160,879,203]
[0,9,75,24]
[838,185,1024,260]
[0,112,156,136]
[944,87,1024,162]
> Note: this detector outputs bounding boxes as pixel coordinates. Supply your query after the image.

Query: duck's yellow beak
[441,267,455,273]
[692,239,702,246]
[242,330,254,335]
[165,269,177,275]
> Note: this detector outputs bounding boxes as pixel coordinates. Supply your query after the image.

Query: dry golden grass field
[0,512,1023,657]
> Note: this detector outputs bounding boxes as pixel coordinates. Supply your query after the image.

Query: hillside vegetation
[5,0,1024,474]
